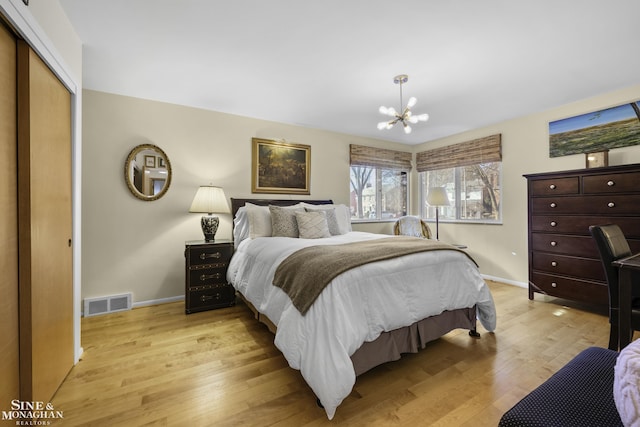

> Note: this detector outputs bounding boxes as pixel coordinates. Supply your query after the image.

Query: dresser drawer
[531,215,640,237]
[530,177,579,196]
[186,285,236,313]
[583,171,640,194]
[531,252,605,281]
[189,245,233,266]
[530,272,607,305]
[531,233,598,258]
[531,195,640,215]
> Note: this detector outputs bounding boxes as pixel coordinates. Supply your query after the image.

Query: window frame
[419,162,503,225]
[350,165,409,223]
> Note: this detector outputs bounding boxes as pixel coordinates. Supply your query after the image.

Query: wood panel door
[17,40,73,402]
[0,21,19,406]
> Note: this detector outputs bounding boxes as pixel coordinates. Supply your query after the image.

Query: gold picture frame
[251,138,310,194]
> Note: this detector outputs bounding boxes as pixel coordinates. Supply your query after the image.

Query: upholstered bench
[499,346,623,427]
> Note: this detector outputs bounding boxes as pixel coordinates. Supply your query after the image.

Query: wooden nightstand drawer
[189,245,233,266]
[188,264,228,287]
[186,285,236,314]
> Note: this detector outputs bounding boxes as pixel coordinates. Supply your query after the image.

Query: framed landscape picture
[549,100,640,157]
[251,138,310,194]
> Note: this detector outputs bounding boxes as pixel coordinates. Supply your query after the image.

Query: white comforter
[227,232,496,419]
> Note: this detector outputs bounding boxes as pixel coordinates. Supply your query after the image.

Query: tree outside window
[420,162,502,222]
[350,167,407,221]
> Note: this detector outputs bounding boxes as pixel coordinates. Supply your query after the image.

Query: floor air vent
[84,293,132,317]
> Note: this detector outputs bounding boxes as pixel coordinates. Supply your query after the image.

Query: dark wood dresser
[184,240,235,314]
[525,163,640,306]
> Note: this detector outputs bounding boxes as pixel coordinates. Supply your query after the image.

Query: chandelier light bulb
[377,121,389,130]
[403,124,412,134]
[408,97,417,108]
[379,106,388,115]
[416,113,429,122]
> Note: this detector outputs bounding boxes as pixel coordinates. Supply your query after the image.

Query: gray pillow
[270,205,303,237]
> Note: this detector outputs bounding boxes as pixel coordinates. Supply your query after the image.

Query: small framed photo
[158,157,166,168]
[251,138,310,194]
[144,155,156,168]
[585,150,609,168]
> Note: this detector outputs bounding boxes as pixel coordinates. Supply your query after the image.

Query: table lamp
[189,185,230,241]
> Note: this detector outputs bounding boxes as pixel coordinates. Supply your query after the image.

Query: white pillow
[245,203,272,238]
[614,339,640,427]
[233,206,250,245]
[295,211,331,239]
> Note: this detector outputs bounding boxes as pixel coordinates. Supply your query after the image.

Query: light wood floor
[50,281,626,426]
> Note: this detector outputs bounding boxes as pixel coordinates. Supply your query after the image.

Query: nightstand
[184,239,235,314]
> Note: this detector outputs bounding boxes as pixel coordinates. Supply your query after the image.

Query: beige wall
[414,84,640,286]
[83,84,640,305]
[81,90,406,304]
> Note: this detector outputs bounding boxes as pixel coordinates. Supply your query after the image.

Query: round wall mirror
[124,144,172,201]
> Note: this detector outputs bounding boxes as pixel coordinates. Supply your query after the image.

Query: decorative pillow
[301,203,352,234]
[304,206,340,235]
[270,205,303,238]
[614,338,640,427]
[245,203,272,238]
[295,211,331,239]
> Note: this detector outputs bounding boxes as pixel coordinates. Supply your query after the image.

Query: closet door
[17,40,73,402]
[0,21,19,405]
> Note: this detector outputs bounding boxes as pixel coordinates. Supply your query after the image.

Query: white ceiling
[59,0,640,145]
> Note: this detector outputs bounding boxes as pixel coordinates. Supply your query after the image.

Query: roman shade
[416,134,501,172]
[349,144,412,171]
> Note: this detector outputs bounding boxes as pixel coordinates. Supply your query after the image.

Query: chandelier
[377,74,429,134]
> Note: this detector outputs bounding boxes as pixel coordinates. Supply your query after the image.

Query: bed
[226,198,497,419]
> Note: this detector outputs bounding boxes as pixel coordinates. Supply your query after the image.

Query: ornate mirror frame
[124,144,172,201]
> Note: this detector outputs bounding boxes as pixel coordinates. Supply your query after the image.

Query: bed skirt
[237,293,476,376]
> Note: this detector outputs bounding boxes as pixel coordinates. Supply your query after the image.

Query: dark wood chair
[589,224,640,350]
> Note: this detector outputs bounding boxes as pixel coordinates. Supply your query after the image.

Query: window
[416,134,502,223]
[350,167,407,220]
[419,163,502,222]
[349,144,411,222]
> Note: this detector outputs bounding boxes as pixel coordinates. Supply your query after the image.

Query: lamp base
[201,215,219,241]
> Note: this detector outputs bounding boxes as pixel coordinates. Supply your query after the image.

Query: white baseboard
[481,274,527,289]
[132,295,185,309]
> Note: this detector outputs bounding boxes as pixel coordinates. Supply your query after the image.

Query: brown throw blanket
[272,236,477,315]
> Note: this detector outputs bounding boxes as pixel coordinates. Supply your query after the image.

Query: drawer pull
[550,241,557,247]
[551,282,557,288]
[200,252,222,260]
[200,293,222,302]
[550,202,557,208]
[200,273,222,281]
[549,184,556,190]
[550,221,557,227]
[608,202,615,208]
[551,261,557,267]
[607,180,615,187]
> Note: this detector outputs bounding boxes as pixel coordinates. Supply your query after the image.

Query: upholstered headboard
[230,198,333,218]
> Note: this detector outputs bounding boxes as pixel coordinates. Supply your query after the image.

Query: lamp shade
[189,186,230,214]
[426,187,450,207]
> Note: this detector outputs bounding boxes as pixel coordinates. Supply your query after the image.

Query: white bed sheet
[227,231,496,419]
